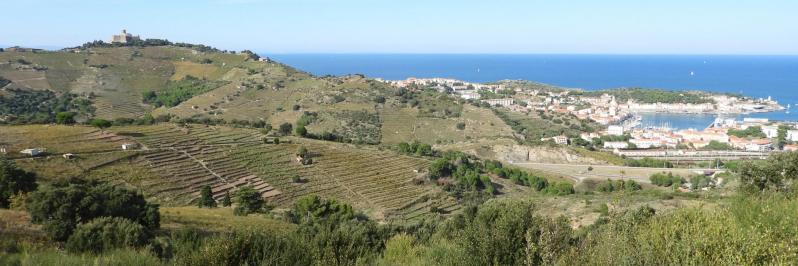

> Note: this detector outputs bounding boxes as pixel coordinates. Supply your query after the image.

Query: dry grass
[171,61,222,80]
[160,206,294,233]
[0,125,128,157]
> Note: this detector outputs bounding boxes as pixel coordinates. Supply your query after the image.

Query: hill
[0,45,613,165]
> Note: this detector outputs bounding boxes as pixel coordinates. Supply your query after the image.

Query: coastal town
[383,77,794,157]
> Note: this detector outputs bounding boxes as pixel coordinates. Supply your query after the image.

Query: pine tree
[198,185,216,208]
[221,191,232,207]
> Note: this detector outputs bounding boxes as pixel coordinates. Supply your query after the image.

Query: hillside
[0,124,464,223]
[0,45,612,165]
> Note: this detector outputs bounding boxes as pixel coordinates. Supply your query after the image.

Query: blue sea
[267,54,798,128]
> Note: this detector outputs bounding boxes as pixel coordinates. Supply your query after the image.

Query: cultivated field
[1,124,461,222]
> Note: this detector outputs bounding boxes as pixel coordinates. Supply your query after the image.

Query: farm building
[121,143,138,150]
[20,148,42,157]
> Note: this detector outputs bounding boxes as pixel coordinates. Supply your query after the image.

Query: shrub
[89,118,112,133]
[221,192,232,207]
[295,125,307,136]
[234,186,265,216]
[456,122,466,130]
[650,172,683,187]
[197,185,217,208]
[176,231,310,266]
[66,217,150,253]
[0,158,37,208]
[544,182,575,196]
[278,123,293,136]
[55,111,76,124]
[27,179,159,241]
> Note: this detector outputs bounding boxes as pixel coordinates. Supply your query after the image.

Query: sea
[267,54,798,129]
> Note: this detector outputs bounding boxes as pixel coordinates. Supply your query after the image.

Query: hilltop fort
[110,29,141,44]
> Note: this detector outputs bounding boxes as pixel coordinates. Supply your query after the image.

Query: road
[511,162,723,183]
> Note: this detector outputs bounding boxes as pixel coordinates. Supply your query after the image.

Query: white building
[630,139,663,149]
[743,118,769,124]
[542,136,569,145]
[603,141,629,149]
[121,143,138,150]
[552,136,569,145]
[787,130,798,142]
[461,92,480,100]
[20,148,42,157]
[762,126,779,138]
[746,142,772,152]
[482,98,514,107]
[607,125,625,136]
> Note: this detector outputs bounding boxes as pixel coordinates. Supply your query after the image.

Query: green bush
[650,172,683,187]
[176,231,310,266]
[197,185,217,208]
[234,186,265,216]
[27,179,159,241]
[0,158,37,208]
[66,217,150,253]
[278,123,293,136]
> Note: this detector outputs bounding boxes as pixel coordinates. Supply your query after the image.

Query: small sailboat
[690,71,695,76]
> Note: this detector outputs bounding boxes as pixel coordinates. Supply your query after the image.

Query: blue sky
[3,0,797,54]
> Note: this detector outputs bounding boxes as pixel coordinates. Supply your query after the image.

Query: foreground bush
[27,179,159,241]
[0,158,37,208]
[176,231,310,266]
[66,217,150,253]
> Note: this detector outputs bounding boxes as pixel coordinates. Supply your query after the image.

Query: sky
[2,0,797,54]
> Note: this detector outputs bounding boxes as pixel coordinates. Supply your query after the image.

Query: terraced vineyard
[109,124,461,222]
[1,124,461,222]
[112,124,279,205]
[233,139,460,222]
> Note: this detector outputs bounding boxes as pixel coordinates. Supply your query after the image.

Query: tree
[295,125,307,137]
[221,191,232,207]
[66,217,150,253]
[374,95,386,104]
[27,179,159,241]
[428,158,451,180]
[261,124,272,135]
[0,158,37,208]
[198,185,217,208]
[55,111,76,124]
[738,151,798,193]
[89,118,112,133]
[234,186,264,216]
[288,195,356,225]
[278,123,293,136]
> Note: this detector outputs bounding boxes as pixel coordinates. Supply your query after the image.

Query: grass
[160,206,295,233]
[0,125,128,157]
